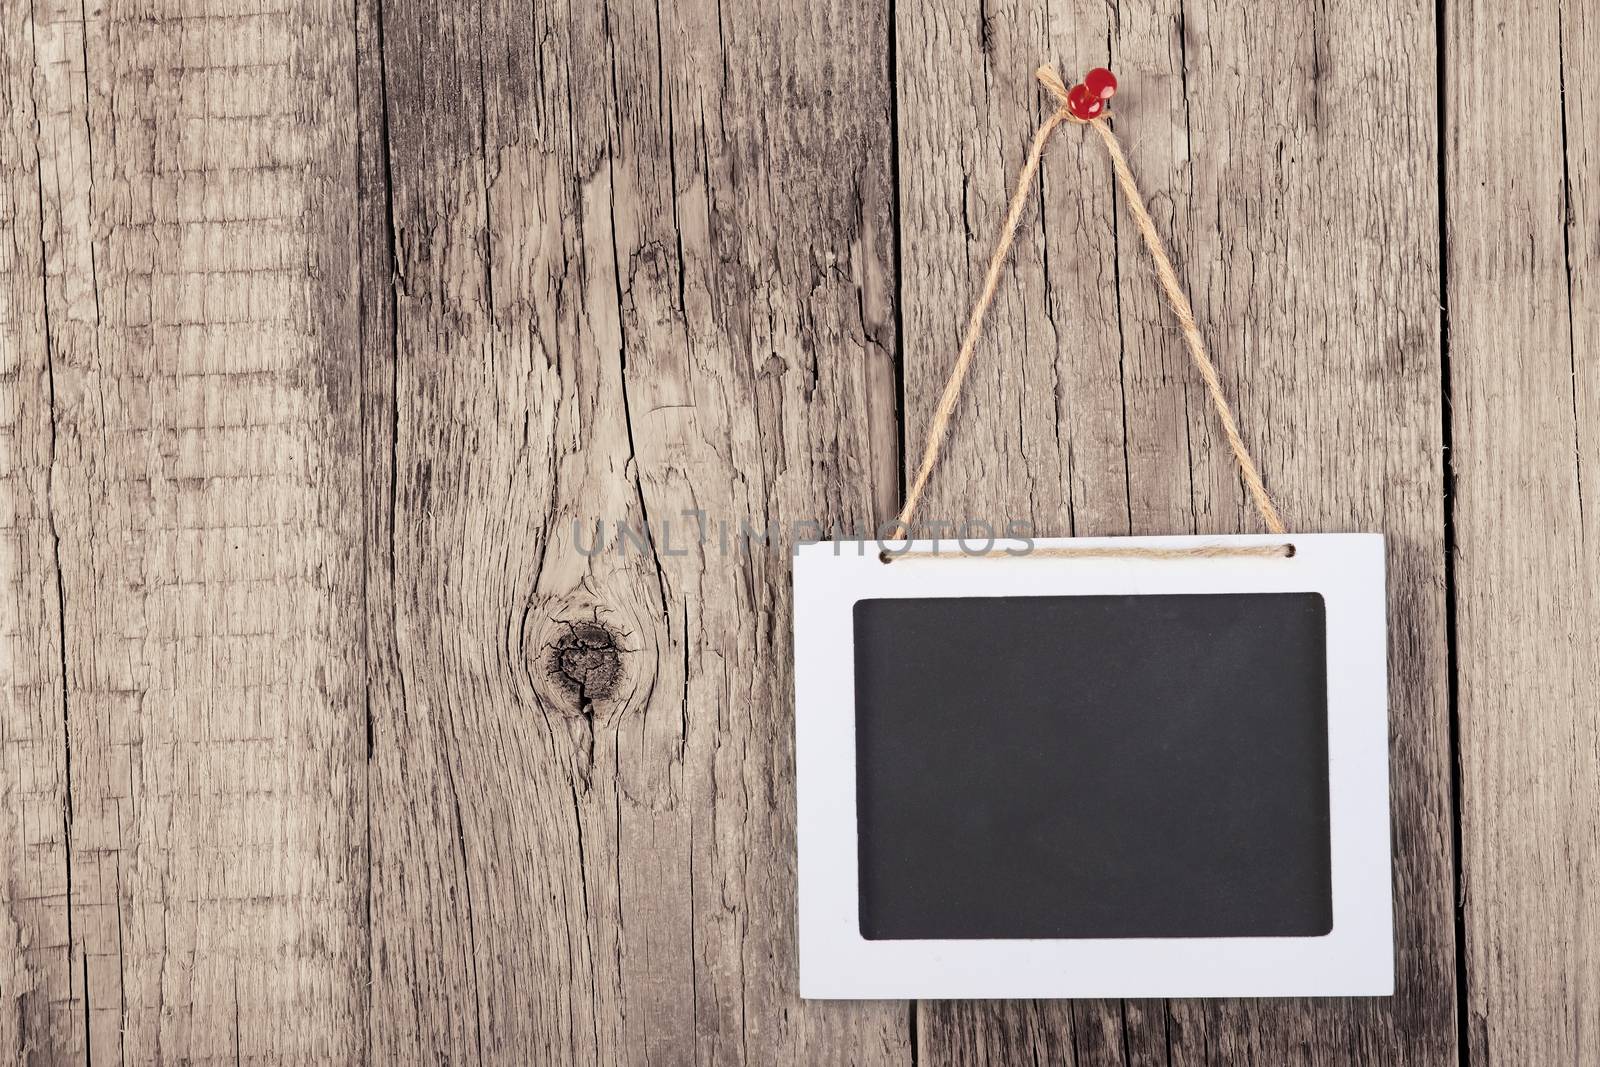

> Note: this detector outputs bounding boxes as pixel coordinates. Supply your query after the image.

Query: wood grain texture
[362,0,905,1061]
[1448,0,1600,1062]
[2,3,77,1058]
[893,5,1130,1062]
[6,0,370,1061]
[3,0,1593,1060]
[894,0,1455,1062]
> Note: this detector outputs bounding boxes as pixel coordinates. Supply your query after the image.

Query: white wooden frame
[793,533,1392,999]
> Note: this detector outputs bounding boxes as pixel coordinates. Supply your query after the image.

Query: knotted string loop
[886,66,1285,552]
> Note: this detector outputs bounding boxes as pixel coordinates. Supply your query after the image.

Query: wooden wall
[1,0,1593,1061]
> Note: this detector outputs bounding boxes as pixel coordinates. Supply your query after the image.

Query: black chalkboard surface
[853,592,1331,941]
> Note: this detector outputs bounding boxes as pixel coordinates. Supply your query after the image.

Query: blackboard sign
[794,534,1391,999]
[854,591,1332,941]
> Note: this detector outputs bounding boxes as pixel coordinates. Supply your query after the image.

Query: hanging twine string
[886,66,1285,554]
[886,541,1293,562]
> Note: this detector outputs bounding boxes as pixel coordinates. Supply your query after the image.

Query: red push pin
[1065,67,1117,120]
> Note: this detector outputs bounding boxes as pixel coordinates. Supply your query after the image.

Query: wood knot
[524,597,652,733]
[544,621,623,709]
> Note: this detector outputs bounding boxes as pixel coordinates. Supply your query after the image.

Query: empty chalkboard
[853,592,1331,941]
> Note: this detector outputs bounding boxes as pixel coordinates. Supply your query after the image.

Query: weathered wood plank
[1118,1,1456,1062]
[0,3,78,1058]
[1448,0,1599,1061]
[9,0,371,1061]
[893,4,1129,1060]
[895,0,1455,1063]
[363,0,906,1061]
